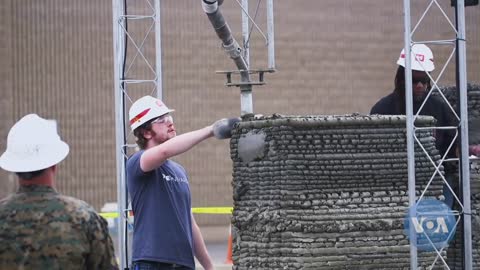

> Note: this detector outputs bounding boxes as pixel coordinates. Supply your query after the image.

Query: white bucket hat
[129,95,174,131]
[0,114,70,172]
[397,44,435,72]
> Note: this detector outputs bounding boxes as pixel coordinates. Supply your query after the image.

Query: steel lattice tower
[403,0,473,268]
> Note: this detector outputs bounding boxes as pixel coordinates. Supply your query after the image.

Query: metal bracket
[216,68,276,87]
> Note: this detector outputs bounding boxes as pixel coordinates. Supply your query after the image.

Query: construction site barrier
[99,207,233,218]
[100,207,235,265]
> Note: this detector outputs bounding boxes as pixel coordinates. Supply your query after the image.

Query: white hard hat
[0,114,70,173]
[396,44,435,72]
[129,95,174,131]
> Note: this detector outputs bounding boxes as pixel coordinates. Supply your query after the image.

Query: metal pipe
[202,0,247,71]
[402,0,418,268]
[154,0,163,99]
[267,0,275,69]
[241,0,250,66]
[202,0,252,115]
[456,0,473,268]
[240,0,253,115]
[112,0,128,268]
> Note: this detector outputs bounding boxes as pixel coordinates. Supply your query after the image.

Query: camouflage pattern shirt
[0,184,119,270]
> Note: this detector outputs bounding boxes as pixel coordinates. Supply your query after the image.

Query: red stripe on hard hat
[130,108,151,125]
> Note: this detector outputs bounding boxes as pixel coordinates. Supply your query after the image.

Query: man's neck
[19,177,54,187]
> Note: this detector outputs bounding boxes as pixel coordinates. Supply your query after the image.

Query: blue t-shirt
[126,151,194,269]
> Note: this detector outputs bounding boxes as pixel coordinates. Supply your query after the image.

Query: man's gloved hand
[213,117,241,139]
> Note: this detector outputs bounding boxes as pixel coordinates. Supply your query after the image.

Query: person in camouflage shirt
[0,114,118,270]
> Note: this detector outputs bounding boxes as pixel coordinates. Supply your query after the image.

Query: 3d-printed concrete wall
[447,160,480,270]
[230,115,445,269]
[440,84,480,269]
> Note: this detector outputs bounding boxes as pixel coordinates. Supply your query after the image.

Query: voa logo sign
[403,199,457,251]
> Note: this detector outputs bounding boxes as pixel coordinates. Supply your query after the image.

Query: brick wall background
[0,0,479,226]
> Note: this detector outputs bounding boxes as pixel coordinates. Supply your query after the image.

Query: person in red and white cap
[371,44,439,111]
[370,44,458,208]
[126,95,239,270]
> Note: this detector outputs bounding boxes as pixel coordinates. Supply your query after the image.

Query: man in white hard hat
[370,44,458,207]
[127,95,239,270]
[0,114,118,270]
[371,44,437,111]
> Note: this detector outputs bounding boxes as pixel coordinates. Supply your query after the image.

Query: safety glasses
[412,76,430,85]
[151,114,173,125]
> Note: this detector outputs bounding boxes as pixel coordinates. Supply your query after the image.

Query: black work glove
[213,117,241,139]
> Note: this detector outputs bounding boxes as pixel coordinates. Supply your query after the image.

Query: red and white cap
[129,95,175,131]
[397,44,435,72]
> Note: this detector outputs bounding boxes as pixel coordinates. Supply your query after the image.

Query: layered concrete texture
[446,160,480,269]
[230,115,445,269]
[440,84,480,269]
[441,83,480,114]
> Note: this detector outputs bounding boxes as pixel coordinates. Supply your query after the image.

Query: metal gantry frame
[112,0,274,269]
[403,0,473,269]
[113,1,474,269]
[112,0,163,268]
